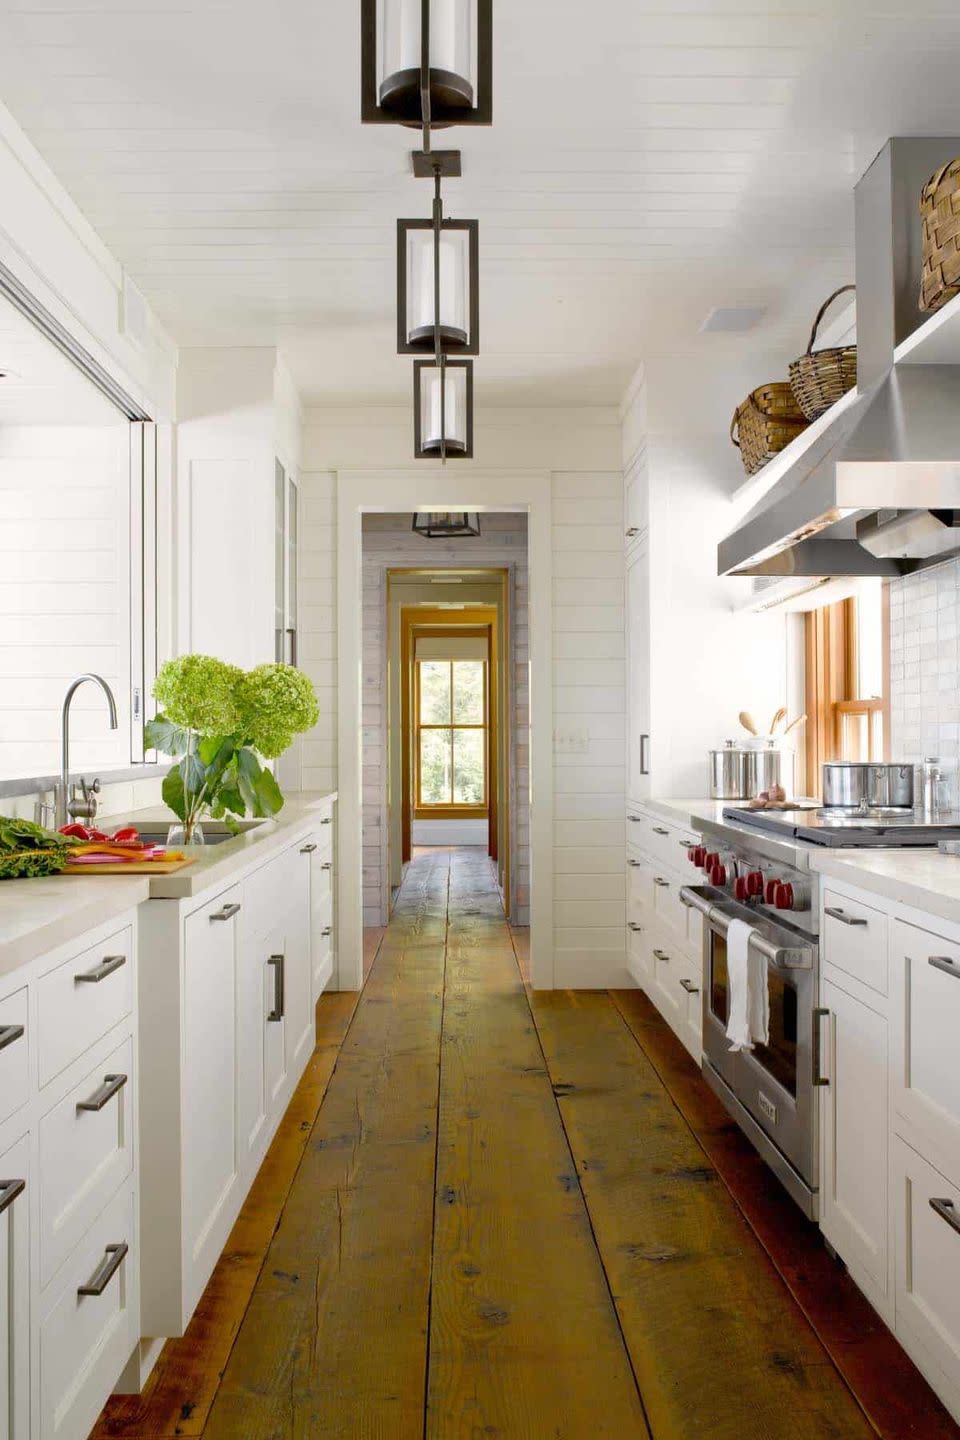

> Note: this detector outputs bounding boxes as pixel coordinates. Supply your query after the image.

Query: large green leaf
[145,713,191,758]
[161,767,187,820]
[254,766,284,815]
[236,747,261,814]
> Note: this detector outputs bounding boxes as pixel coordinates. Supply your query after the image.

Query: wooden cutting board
[64,856,195,875]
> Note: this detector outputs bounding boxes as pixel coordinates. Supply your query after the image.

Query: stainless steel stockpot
[822,761,914,810]
[708,742,747,800]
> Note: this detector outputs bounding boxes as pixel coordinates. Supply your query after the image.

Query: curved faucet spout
[57,674,120,828]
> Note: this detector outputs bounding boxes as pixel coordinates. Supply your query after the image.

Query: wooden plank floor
[91,847,958,1440]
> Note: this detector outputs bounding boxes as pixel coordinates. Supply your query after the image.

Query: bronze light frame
[413,357,474,461]
[360,0,493,140]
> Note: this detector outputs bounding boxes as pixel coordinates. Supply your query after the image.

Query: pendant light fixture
[361,0,492,134]
[397,161,478,356]
[413,357,473,459]
[412,511,481,538]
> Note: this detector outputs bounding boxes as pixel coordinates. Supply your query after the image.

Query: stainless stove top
[723,805,960,848]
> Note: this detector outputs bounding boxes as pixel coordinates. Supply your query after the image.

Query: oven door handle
[679,886,813,971]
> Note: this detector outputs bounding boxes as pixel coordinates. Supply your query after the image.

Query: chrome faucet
[56,674,119,829]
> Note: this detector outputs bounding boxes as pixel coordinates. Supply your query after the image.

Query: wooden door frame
[399,609,506,912]
[336,470,553,991]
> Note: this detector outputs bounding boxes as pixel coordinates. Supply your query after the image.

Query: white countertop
[641,796,960,929]
[0,792,337,977]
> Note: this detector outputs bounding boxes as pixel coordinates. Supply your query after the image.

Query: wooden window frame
[804,590,889,789]
[413,652,490,818]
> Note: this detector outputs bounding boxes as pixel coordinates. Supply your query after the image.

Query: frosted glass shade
[382,0,472,87]
[399,218,477,353]
[361,0,491,127]
[414,360,473,459]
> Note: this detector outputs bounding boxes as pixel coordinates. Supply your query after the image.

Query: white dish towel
[725,918,770,1053]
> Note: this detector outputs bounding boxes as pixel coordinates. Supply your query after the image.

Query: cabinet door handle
[626,526,640,537]
[679,838,696,849]
[75,953,126,985]
[812,1007,830,1087]
[679,978,700,995]
[300,843,318,854]
[652,826,669,837]
[653,949,670,963]
[628,922,643,932]
[930,1197,960,1238]
[268,954,285,1022]
[77,1072,128,1113]
[627,859,641,868]
[210,902,241,922]
[824,906,867,928]
[321,862,333,871]
[78,1242,128,1297]
[286,627,298,668]
[929,955,960,982]
[0,1023,24,1053]
[0,1177,25,1216]
[320,817,332,825]
[653,877,670,888]
[322,926,333,937]
[627,815,642,823]
[640,734,650,776]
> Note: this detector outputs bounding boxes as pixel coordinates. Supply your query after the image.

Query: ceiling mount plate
[412,149,462,178]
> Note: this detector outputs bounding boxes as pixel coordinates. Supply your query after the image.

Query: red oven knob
[710,862,727,887]
[704,852,720,873]
[775,882,798,910]
[765,877,780,905]
[747,870,764,897]
[687,845,699,864]
[733,875,749,902]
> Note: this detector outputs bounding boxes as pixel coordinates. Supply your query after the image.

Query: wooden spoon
[783,713,807,736]
[770,706,787,735]
[739,710,758,736]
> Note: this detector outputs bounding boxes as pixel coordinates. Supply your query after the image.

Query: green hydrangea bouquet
[144,655,319,842]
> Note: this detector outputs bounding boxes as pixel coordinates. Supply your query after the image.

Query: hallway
[95,849,956,1440]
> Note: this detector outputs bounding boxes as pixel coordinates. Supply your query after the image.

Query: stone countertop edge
[634,796,960,930]
[0,792,337,978]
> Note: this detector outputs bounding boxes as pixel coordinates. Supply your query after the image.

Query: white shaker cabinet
[0,1134,29,1440]
[626,540,651,803]
[818,973,890,1315]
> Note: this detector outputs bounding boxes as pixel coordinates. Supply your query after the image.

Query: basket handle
[806,285,855,354]
[924,159,956,203]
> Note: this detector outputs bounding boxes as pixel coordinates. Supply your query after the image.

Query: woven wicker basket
[730,383,809,478]
[920,158,960,312]
[788,285,857,421]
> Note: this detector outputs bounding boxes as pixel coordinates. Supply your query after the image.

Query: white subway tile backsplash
[889,557,960,769]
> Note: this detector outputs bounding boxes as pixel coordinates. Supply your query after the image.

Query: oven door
[683,886,818,1193]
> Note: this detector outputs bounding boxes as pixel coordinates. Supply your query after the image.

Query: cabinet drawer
[39,1180,138,1440]
[650,935,684,1031]
[645,816,699,875]
[823,889,888,996]
[0,986,28,1126]
[37,925,133,1089]
[678,955,703,1061]
[626,853,654,926]
[894,1137,960,1387]
[651,869,688,944]
[626,921,651,989]
[892,920,960,1176]
[39,1035,134,1289]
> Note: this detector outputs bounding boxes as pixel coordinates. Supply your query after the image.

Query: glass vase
[167,819,206,847]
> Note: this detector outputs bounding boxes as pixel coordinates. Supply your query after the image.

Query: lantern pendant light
[413,357,473,460]
[361,0,492,133]
[412,512,481,538]
[397,165,478,356]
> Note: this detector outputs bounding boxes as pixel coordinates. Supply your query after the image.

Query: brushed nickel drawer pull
[0,1178,25,1216]
[626,526,639,537]
[824,906,867,928]
[628,922,643,932]
[320,816,332,825]
[322,926,333,937]
[321,862,333,871]
[653,948,670,963]
[679,978,699,995]
[268,954,285,1023]
[930,1197,960,1237]
[78,1242,128,1297]
[627,859,641,868]
[628,815,642,822]
[653,877,670,888]
[652,826,670,836]
[75,953,126,984]
[0,1023,24,1053]
[929,955,960,981]
[679,838,696,848]
[300,843,318,854]
[210,902,241,922]
[77,1073,128,1114]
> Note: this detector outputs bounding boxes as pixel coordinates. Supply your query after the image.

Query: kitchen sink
[112,818,270,847]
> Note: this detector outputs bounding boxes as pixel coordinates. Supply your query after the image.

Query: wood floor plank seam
[419,856,450,1440]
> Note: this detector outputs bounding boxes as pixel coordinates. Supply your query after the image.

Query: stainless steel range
[680,806,960,1221]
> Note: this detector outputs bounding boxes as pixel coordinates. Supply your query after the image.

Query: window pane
[453,728,485,804]
[419,661,451,724]
[452,660,484,723]
[420,728,452,804]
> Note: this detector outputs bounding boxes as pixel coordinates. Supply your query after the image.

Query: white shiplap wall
[551,473,626,988]
[0,423,133,778]
[298,469,337,796]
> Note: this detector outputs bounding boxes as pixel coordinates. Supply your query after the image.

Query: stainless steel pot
[708,742,747,800]
[822,762,914,810]
[745,745,794,799]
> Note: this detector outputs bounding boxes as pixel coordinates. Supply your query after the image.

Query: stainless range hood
[720,137,960,579]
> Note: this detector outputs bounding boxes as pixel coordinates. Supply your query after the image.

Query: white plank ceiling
[0,0,957,404]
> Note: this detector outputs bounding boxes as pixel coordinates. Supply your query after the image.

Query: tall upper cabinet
[176,349,302,671]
